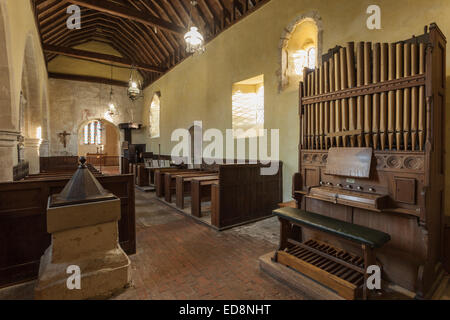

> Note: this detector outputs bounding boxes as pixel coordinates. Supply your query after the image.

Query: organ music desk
[271,23,446,300]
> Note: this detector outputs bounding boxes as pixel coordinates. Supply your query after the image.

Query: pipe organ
[293,24,446,298]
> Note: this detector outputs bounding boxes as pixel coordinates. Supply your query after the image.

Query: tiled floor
[114,190,304,300]
[3,188,448,300]
[0,189,304,300]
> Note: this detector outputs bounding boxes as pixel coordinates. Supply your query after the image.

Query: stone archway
[277,11,323,92]
[77,118,121,168]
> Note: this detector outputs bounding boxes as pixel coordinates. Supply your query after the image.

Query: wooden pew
[121,157,130,174]
[191,178,219,217]
[39,156,78,172]
[23,164,102,181]
[164,171,217,203]
[155,168,200,198]
[209,163,283,229]
[0,173,136,288]
[176,175,219,209]
[136,163,149,187]
[145,155,187,186]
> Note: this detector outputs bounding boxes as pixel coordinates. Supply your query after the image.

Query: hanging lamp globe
[184,26,205,54]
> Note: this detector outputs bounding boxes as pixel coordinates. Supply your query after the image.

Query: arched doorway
[77,118,120,174]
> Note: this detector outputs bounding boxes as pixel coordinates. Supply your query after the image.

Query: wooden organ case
[292,24,446,298]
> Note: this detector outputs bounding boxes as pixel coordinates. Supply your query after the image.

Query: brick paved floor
[113,189,305,300]
[0,189,305,300]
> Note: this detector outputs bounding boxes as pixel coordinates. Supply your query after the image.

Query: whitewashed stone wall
[48,79,144,156]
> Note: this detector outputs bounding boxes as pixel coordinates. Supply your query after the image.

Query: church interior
[1,0,450,301]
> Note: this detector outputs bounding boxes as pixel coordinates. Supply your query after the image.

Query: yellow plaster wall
[138,0,450,205]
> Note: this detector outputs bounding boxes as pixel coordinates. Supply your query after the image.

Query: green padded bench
[273,207,390,248]
[272,207,391,300]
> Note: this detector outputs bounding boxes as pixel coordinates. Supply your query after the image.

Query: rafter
[48,72,129,87]
[42,43,166,73]
[32,0,272,87]
[66,0,186,34]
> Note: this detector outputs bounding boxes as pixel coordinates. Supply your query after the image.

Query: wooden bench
[176,175,219,209]
[191,178,219,217]
[273,207,390,300]
[164,171,217,203]
[154,169,200,198]
[135,163,149,187]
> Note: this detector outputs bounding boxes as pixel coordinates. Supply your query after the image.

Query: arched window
[279,13,322,92]
[232,75,264,138]
[292,46,316,76]
[149,93,160,138]
[83,120,102,145]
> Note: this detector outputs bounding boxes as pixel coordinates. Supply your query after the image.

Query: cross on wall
[58,131,71,148]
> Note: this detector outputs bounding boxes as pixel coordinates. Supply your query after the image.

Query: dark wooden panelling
[215,162,283,229]
[13,161,29,181]
[39,156,78,172]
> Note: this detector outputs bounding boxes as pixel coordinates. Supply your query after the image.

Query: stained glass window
[83,120,102,145]
[96,121,101,145]
[84,124,89,144]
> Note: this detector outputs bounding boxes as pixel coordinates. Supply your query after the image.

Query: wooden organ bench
[273,207,390,300]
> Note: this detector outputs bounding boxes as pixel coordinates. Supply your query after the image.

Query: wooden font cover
[325,148,373,178]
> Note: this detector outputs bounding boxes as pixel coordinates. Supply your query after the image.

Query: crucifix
[58,131,71,148]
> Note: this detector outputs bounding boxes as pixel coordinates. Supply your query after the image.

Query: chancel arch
[77,118,120,167]
[278,11,323,92]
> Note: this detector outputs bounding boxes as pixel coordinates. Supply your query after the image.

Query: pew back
[213,163,283,229]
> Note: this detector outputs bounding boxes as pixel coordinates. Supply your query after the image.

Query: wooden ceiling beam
[42,12,159,65]
[94,19,157,65]
[120,19,165,63]
[48,72,129,87]
[66,0,186,34]
[52,26,156,69]
[42,43,166,73]
[137,1,178,55]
